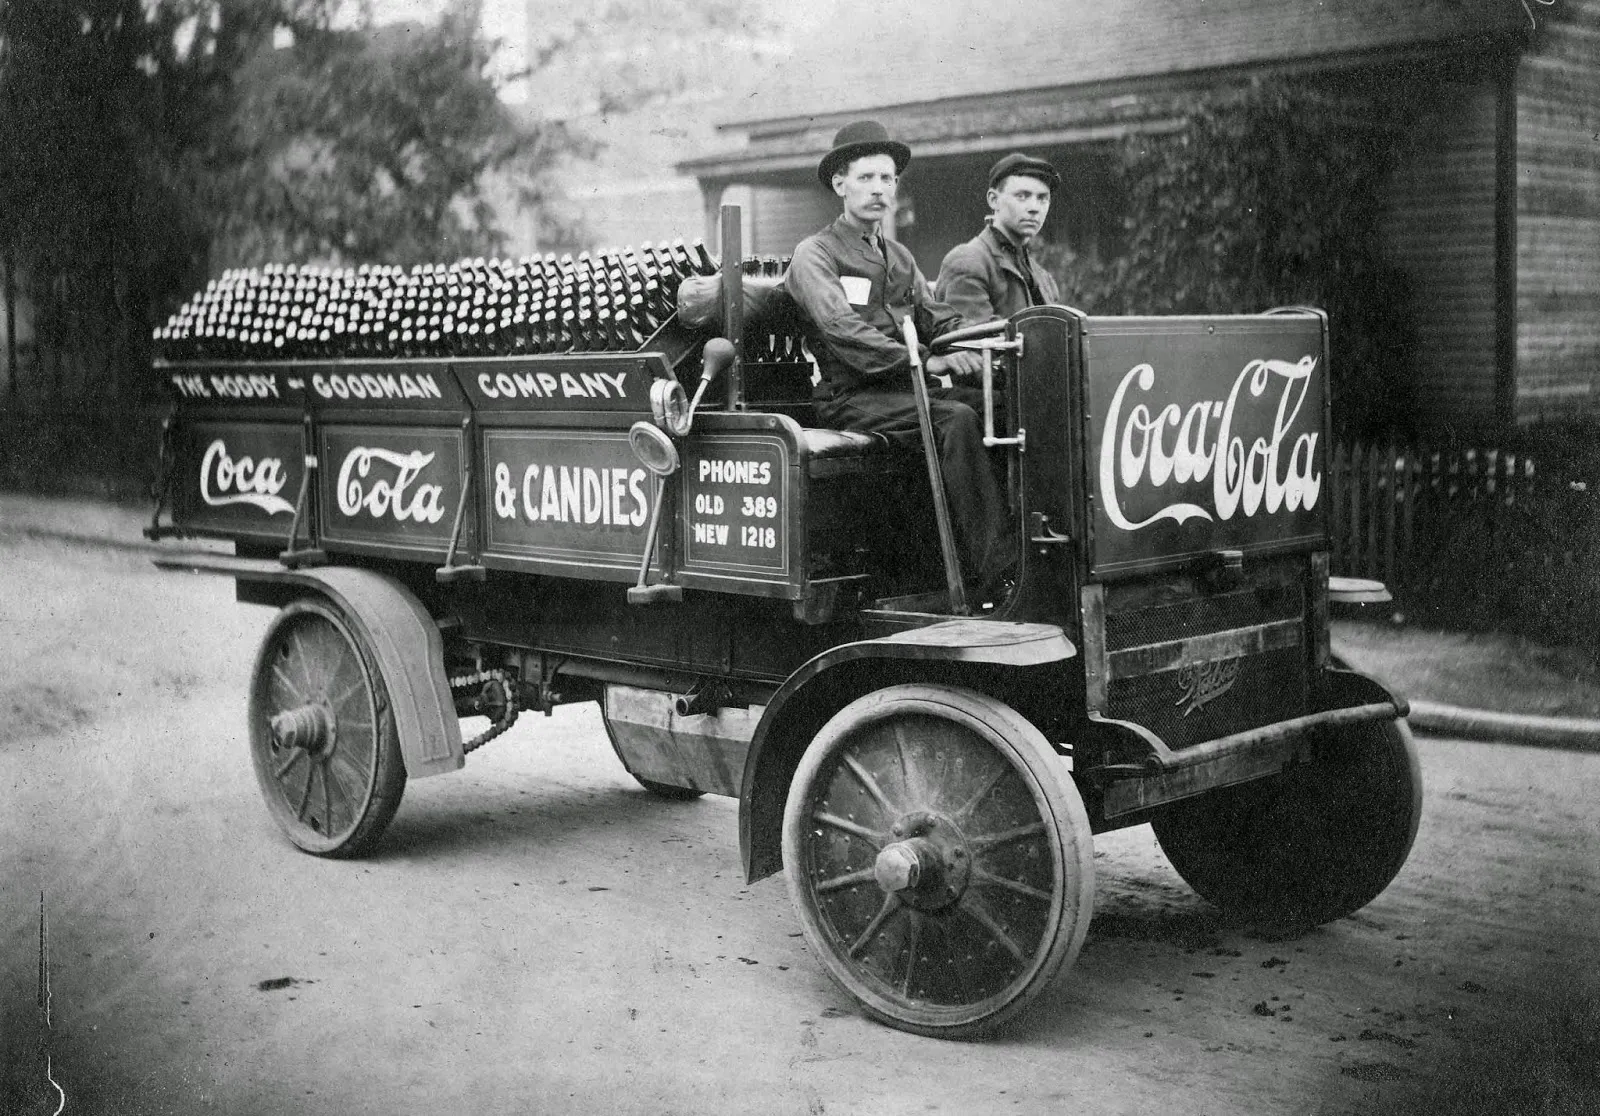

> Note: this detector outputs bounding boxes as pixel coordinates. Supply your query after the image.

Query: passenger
[783,120,1018,600]
[936,153,1062,323]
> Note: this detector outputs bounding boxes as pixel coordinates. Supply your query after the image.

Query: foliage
[213,2,584,268]
[1038,78,1419,437]
[0,0,218,401]
[520,0,780,118]
[1380,430,1600,654]
[0,0,787,416]
[0,0,600,409]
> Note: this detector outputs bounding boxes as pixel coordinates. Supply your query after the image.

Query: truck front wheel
[1152,718,1422,929]
[782,684,1094,1039]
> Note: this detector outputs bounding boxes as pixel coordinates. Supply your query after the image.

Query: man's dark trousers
[816,385,1015,586]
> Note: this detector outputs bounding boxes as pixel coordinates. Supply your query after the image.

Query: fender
[738,619,1076,883]
[154,554,464,777]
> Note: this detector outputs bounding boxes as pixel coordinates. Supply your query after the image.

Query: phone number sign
[680,435,789,576]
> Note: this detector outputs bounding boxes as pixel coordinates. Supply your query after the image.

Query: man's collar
[832,213,887,264]
[835,212,881,241]
[984,218,1030,254]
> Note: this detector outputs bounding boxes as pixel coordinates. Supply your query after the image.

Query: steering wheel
[928,318,1010,354]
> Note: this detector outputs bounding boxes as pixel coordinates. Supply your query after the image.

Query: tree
[0,0,569,410]
[211,1,585,267]
[0,0,779,421]
[0,0,338,403]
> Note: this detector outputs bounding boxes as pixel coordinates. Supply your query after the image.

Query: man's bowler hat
[988,153,1060,191]
[818,120,911,188]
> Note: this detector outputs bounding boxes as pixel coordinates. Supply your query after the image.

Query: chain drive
[449,669,519,754]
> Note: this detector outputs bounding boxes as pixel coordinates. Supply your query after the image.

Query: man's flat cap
[818,120,911,188]
[988,153,1060,191]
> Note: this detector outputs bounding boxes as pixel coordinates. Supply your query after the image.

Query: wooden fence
[1326,436,1600,646]
[1326,440,1542,586]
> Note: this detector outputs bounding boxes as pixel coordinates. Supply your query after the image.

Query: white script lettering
[1099,357,1322,532]
[199,439,294,515]
[335,447,447,524]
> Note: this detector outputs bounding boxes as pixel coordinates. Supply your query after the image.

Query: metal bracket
[280,412,326,568]
[627,470,683,605]
[436,412,486,583]
[954,336,1026,451]
[1027,511,1072,546]
[143,406,179,541]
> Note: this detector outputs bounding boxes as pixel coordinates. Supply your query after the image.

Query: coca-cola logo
[335,447,447,524]
[199,439,294,515]
[1099,357,1322,532]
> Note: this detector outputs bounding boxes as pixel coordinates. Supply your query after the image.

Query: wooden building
[680,0,1599,434]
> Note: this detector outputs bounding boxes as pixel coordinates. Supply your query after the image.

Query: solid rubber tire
[782,684,1094,1039]
[248,597,407,857]
[1153,717,1422,929]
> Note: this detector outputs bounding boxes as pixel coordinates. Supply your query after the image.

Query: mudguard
[154,554,464,777]
[738,620,1077,882]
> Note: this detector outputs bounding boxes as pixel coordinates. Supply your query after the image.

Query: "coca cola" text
[335,447,447,524]
[1099,356,1322,532]
[199,439,295,515]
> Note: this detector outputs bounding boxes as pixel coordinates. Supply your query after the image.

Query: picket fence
[1325,440,1542,587]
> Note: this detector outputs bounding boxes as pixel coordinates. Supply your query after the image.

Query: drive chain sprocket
[449,669,519,754]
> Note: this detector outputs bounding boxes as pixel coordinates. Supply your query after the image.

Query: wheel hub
[270,702,337,756]
[873,812,970,911]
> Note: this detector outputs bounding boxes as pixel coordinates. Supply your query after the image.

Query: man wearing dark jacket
[936,153,1062,323]
[783,120,1016,599]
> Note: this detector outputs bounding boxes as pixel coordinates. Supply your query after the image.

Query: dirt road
[2,527,1597,1115]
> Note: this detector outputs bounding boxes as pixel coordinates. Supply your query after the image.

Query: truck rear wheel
[782,685,1094,1039]
[248,598,407,857]
[1152,718,1422,929]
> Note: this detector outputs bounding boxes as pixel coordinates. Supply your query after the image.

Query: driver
[783,121,1018,601]
[936,153,1062,323]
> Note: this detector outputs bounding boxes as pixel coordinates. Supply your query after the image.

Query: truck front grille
[1099,558,1309,750]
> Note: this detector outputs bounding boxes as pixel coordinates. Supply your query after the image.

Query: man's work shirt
[783,215,964,398]
[935,224,1062,324]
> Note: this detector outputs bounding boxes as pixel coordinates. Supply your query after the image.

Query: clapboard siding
[747,185,836,257]
[1380,78,1501,430]
[1515,0,1600,423]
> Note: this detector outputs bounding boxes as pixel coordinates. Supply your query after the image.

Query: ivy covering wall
[1039,77,1419,438]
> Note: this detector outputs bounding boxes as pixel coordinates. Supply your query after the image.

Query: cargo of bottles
[154,239,795,363]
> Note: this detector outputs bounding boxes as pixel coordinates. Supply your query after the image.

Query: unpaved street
[2,525,1597,1115]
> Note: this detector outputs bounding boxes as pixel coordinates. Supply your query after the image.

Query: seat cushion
[800,428,886,460]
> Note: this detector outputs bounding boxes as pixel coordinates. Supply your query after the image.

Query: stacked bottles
[739,255,803,367]
[152,238,720,363]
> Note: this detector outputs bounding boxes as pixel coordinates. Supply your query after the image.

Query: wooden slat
[1383,440,1399,584]
[1348,441,1363,575]
[1363,439,1381,577]
[1399,447,1417,589]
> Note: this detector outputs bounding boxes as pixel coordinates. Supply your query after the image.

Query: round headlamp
[628,420,681,477]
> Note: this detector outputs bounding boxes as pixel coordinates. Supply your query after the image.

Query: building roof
[715,0,1524,133]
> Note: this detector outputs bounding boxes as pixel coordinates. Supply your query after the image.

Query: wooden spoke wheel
[782,685,1094,1039]
[1153,717,1422,930]
[248,598,406,857]
[600,712,705,800]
